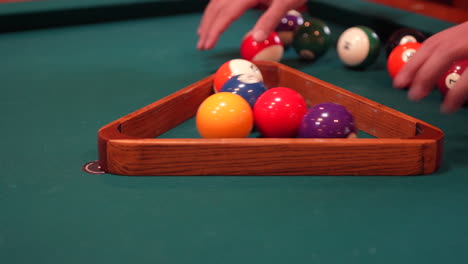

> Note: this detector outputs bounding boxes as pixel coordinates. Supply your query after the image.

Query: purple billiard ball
[275,14,304,47]
[298,102,356,138]
[220,74,267,108]
[276,15,304,31]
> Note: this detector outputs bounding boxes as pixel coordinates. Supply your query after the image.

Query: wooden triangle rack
[97,61,443,176]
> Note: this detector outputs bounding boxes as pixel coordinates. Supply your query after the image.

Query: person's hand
[197,0,306,50]
[393,21,468,114]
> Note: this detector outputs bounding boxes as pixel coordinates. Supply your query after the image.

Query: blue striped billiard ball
[220,74,267,108]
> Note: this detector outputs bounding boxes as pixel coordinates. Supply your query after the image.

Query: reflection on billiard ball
[253,87,308,138]
[275,12,304,47]
[337,26,380,68]
[387,42,421,79]
[196,92,253,138]
[220,74,267,108]
[240,31,284,62]
[292,18,331,61]
[213,59,263,92]
[298,103,356,138]
[437,58,468,96]
[385,28,426,57]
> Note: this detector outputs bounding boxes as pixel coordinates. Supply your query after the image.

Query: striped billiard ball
[337,26,380,68]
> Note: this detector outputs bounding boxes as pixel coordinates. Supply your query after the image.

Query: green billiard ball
[337,26,380,68]
[292,18,331,61]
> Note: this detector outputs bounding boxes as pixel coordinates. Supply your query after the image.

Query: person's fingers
[198,1,257,50]
[400,32,468,102]
[251,0,306,42]
[394,21,468,92]
[405,43,455,101]
[392,37,439,89]
[251,1,288,42]
[441,70,468,113]
[197,1,223,50]
[205,2,256,49]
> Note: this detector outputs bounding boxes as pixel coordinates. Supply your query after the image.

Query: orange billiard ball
[387,42,421,79]
[196,92,253,138]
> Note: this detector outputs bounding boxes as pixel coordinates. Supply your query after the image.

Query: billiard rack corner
[97,61,444,176]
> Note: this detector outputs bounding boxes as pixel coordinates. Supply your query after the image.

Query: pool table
[1,0,468,263]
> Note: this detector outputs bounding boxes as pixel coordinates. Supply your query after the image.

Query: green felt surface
[1,1,468,263]
[0,0,209,32]
[0,0,205,13]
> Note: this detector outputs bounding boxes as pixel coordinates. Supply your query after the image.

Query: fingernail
[441,102,458,114]
[204,40,213,50]
[393,74,406,89]
[253,30,267,42]
[440,104,452,114]
[197,39,204,50]
[408,88,421,101]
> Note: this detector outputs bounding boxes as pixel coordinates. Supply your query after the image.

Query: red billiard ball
[253,87,308,138]
[437,58,468,96]
[213,59,263,92]
[387,42,421,79]
[240,31,284,62]
[385,28,426,57]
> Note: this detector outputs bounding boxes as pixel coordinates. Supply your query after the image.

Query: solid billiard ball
[213,59,263,92]
[385,28,426,57]
[387,42,421,79]
[275,13,304,47]
[337,26,380,68]
[292,18,331,60]
[286,9,302,19]
[253,87,308,138]
[298,103,356,138]
[240,31,284,62]
[437,58,468,96]
[196,92,253,138]
[220,74,267,108]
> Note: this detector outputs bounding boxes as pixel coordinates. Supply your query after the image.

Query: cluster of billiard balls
[380,27,468,97]
[339,26,468,97]
[196,59,356,139]
[240,10,332,62]
[240,10,468,98]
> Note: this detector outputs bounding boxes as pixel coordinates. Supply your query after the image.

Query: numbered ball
[253,87,308,138]
[286,9,302,19]
[213,59,263,92]
[276,13,304,46]
[385,28,426,57]
[437,58,468,96]
[240,31,284,62]
[337,26,380,68]
[220,74,267,108]
[292,18,331,60]
[387,42,421,79]
[298,103,356,138]
[196,92,253,138]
